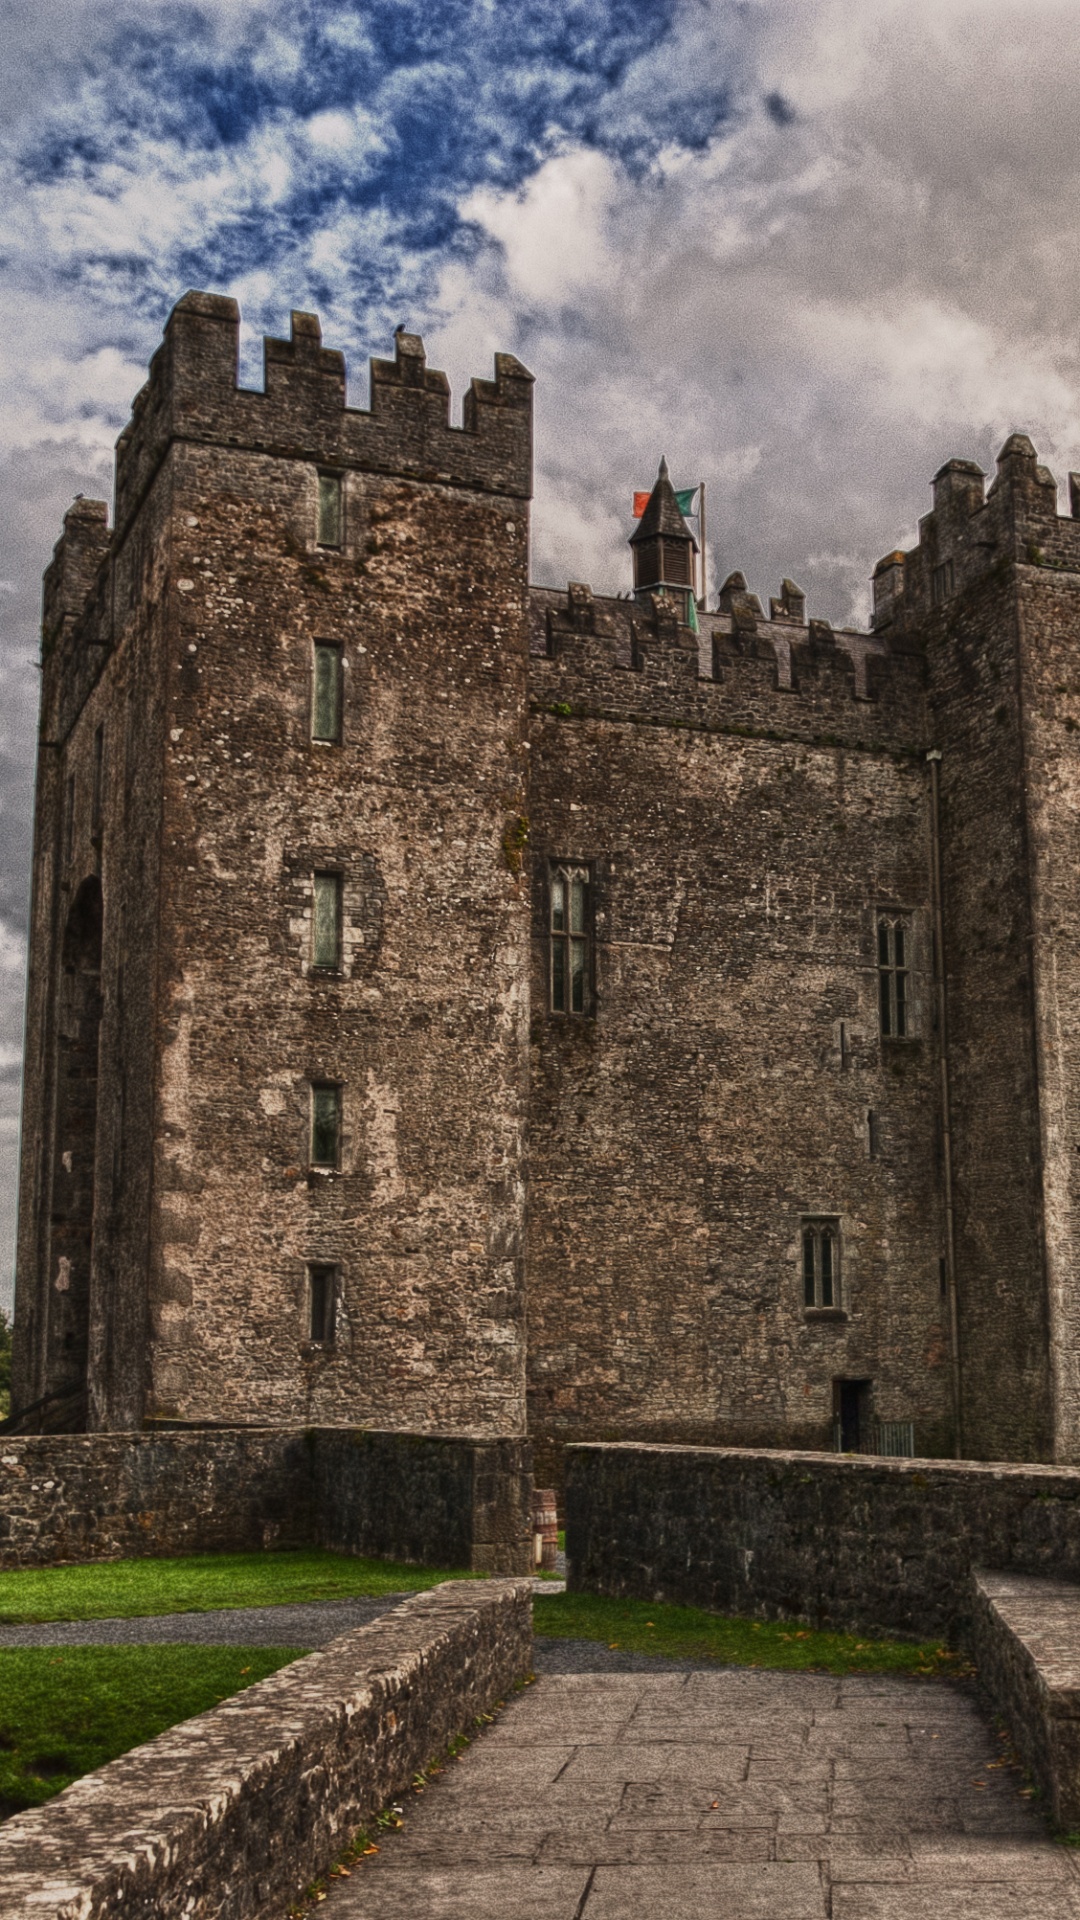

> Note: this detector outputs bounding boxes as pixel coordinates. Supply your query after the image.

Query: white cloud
[429,1,1080,608]
[461,149,620,308]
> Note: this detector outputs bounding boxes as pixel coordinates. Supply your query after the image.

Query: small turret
[630,457,698,606]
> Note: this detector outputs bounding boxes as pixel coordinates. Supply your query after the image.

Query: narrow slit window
[317,472,343,548]
[64,774,75,865]
[312,872,342,969]
[91,726,104,835]
[310,1082,341,1168]
[877,915,910,1038]
[550,865,590,1016]
[312,643,342,743]
[802,1220,840,1311]
[307,1264,336,1344]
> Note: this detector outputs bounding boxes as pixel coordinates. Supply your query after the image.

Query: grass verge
[532,1590,972,1679]
[0,1549,478,1624]
[0,1644,301,1815]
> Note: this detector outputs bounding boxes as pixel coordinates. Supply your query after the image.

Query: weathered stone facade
[11,293,1080,1466]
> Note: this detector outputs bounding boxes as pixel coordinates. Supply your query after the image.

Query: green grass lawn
[532,1590,972,1679]
[0,1560,972,1820]
[0,1645,301,1814]
[0,1549,479,1625]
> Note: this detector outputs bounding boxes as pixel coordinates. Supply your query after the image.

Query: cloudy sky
[4,0,1080,1304]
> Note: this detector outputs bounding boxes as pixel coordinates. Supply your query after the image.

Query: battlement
[873,433,1080,631]
[42,497,111,655]
[529,575,924,752]
[113,291,533,533]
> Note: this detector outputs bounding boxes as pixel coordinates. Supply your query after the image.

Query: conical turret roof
[630,456,698,549]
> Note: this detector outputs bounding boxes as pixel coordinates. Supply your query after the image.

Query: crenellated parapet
[113,291,533,536]
[530,571,925,753]
[873,435,1080,633]
[40,498,114,741]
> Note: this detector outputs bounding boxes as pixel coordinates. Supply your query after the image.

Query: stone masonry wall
[0,1428,533,1573]
[565,1441,1080,1641]
[19,288,1080,1472]
[1015,561,1080,1462]
[14,292,535,1438]
[527,590,950,1473]
[315,1430,534,1575]
[14,477,171,1429]
[918,540,1054,1457]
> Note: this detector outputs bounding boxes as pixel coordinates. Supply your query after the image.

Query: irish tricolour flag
[632,485,698,518]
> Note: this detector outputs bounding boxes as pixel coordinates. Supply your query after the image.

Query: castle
[10,289,1080,1474]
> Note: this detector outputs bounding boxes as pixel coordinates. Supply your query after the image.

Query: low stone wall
[565,1442,1080,1640]
[970,1570,1080,1829]
[0,1428,532,1573]
[0,1579,532,1920]
[315,1431,534,1576]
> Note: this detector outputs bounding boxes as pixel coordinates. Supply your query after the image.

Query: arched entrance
[43,876,103,1423]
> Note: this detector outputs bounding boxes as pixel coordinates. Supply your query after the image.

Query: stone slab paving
[323,1667,1077,1920]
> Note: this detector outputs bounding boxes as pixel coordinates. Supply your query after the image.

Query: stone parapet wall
[0,1427,533,1574]
[0,1579,532,1920]
[565,1442,1080,1640]
[970,1570,1080,1829]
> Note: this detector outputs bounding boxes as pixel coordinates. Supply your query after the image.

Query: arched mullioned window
[802,1219,840,1311]
[549,864,591,1015]
[877,915,910,1038]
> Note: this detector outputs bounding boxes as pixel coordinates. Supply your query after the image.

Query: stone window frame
[309,1080,342,1172]
[931,558,955,605]
[548,861,593,1017]
[311,641,344,745]
[311,869,344,972]
[316,470,344,550]
[90,724,105,842]
[305,1262,338,1347]
[802,1216,843,1316]
[876,910,912,1040]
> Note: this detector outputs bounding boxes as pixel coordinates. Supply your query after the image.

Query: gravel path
[0,1595,411,1648]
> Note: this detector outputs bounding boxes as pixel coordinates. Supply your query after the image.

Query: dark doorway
[834,1377,873,1453]
[43,876,103,1425]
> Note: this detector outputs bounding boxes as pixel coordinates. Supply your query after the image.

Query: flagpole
[699,481,707,609]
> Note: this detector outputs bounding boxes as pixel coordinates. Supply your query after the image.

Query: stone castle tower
[11,291,1080,1471]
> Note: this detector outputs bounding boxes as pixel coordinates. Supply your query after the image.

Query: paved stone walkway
[326,1667,1073,1919]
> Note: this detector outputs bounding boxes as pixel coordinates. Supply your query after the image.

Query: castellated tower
[12,292,534,1433]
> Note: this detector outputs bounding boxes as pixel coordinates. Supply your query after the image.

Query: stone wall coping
[567,1441,1080,1485]
[975,1570,1080,1700]
[1,1425,526,1450]
[0,1578,533,1920]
